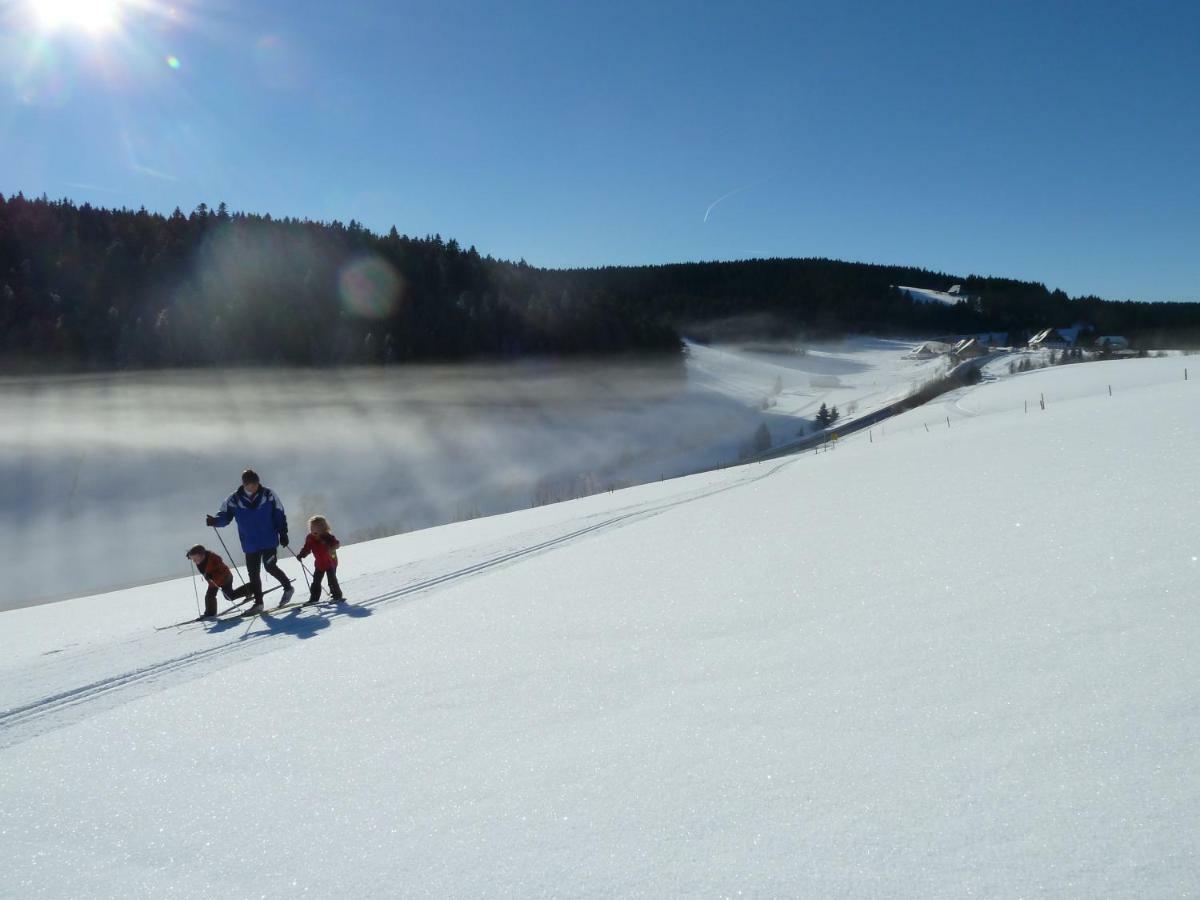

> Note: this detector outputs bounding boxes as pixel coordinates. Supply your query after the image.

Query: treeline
[556,261,1200,347]
[0,194,680,371]
[3,192,1200,373]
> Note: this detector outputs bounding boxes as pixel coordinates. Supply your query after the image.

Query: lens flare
[166,55,180,69]
[338,256,402,319]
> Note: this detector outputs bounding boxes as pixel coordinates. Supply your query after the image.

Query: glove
[279,535,289,548]
[205,515,217,526]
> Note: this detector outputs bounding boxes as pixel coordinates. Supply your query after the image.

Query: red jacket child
[298,531,339,571]
[295,516,345,603]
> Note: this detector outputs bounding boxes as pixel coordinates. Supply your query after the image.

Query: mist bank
[0,356,751,609]
[0,336,956,609]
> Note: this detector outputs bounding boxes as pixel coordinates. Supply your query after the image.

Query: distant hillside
[553,259,1200,347]
[0,194,681,371]
[2,193,1198,372]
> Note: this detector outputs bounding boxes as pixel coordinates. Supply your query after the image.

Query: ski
[238,597,307,619]
[156,584,287,630]
[216,584,285,619]
[302,597,348,607]
[154,616,211,631]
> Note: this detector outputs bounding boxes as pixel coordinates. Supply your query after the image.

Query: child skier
[186,544,250,618]
[295,515,344,604]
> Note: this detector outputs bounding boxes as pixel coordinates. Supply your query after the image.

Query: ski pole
[212,526,251,598]
[188,562,202,617]
[287,545,328,600]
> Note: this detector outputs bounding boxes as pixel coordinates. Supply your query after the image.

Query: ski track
[0,454,801,750]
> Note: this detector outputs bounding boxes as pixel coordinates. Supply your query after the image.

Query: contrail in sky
[703,180,767,223]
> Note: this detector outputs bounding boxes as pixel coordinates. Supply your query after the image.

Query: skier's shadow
[203,601,372,640]
[243,609,331,640]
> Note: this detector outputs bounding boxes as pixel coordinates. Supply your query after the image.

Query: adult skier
[206,468,293,614]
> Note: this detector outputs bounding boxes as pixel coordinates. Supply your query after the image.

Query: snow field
[2,356,1198,896]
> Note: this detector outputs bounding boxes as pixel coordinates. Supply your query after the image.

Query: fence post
[1040,392,1045,410]
[1025,400,1028,413]
[946,416,950,429]
[924,423,929,433]
[1108,384,1112,396]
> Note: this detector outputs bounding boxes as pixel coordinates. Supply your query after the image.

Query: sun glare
[32,0,124,33]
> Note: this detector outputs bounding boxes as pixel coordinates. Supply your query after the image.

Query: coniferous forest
[2,192,1199,372]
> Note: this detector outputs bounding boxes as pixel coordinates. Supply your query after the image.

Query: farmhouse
[952,338,988,359]
[1028,328,1070,350]
[908,341,952,359]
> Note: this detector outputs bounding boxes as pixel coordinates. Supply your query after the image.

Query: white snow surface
[2,356,1199,897]
[896,285,963,305]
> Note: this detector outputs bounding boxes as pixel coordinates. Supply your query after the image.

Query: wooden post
[924,423,929,433]
[946,416,950,429]
[1108,384,1112,396]
[869,429,873,443]
[1040,392,1045,410]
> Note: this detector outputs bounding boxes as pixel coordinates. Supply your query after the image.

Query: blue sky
[2,0,1197,300]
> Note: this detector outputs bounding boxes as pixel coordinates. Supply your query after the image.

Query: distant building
[964,331,1008,347]
[1095,335,1130,351]
[951,338,988,359]
[908,341,952,359]
[1028,328,1070,350]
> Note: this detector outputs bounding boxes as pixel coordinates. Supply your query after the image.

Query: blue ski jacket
[212,485,289,553]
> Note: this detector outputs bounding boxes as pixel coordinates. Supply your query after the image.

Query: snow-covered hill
[2,356,1198,897]
[896,284,964,305]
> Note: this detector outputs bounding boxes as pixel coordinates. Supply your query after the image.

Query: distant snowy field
[2,355,1197,897]
[896,284,963,305]
[0,337,940,608]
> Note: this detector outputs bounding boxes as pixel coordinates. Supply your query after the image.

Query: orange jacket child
[186,544,249,617]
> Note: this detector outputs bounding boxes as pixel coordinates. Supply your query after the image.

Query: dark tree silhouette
[3,192,1200,374]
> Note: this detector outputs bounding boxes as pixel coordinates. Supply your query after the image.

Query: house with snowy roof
[952,338,988,359]
[908,341,953,359]
[1028,328,1070,350]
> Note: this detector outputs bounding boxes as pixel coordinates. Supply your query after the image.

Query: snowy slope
[897,285,962,305]
[2,357,1198,897]
[687,336,949,444]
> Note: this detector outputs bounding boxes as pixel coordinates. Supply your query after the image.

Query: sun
[31,0,125,33]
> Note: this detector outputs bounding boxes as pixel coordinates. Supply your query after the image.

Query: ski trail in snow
[0,453,804,749]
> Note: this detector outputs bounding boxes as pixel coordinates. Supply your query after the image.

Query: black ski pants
[203,579,251,616]
[245,547,290,602]
[309,567,342,602]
